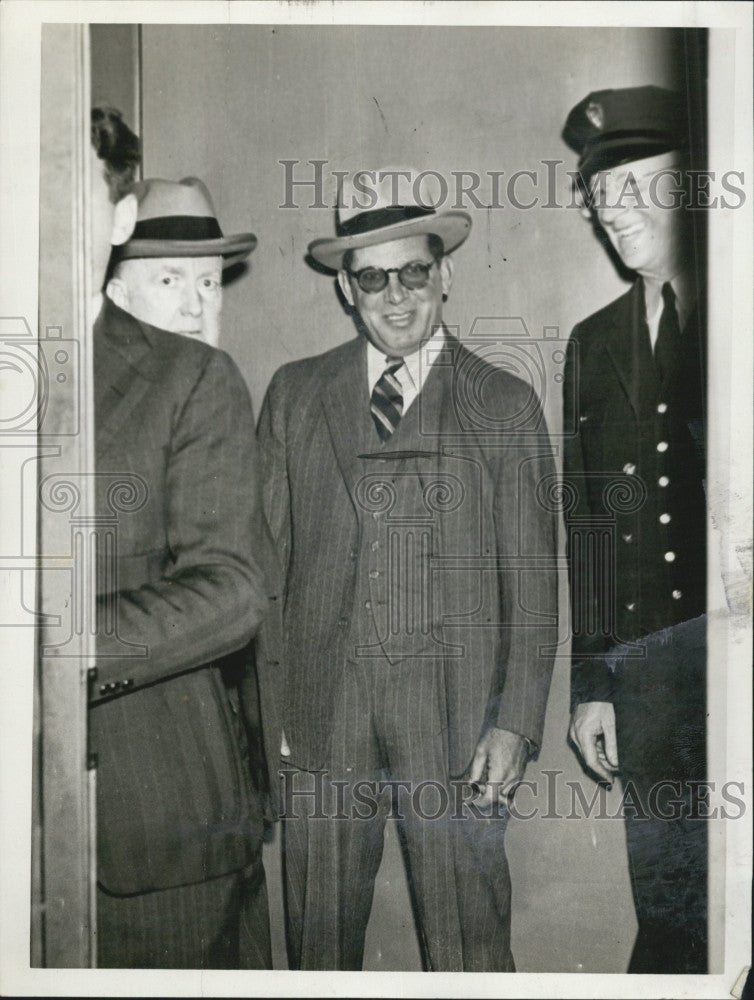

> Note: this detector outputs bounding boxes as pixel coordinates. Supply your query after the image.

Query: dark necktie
[371,357,404,441]
[654,281,682,384]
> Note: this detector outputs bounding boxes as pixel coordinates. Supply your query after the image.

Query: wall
[135,24,680,972]
[90,24,139,133]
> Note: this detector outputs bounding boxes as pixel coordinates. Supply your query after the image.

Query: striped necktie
[371,356,404,442]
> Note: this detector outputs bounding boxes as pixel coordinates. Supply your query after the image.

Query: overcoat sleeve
[91,349,269,701]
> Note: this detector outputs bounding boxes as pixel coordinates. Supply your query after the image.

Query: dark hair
[342,232,445,273]
[91,106,140,203]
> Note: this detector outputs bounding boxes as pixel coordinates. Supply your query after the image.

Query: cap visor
[580,137,679,181]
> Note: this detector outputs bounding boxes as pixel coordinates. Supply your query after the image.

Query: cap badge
[585,101,604,130]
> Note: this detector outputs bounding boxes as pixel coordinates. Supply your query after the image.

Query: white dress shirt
[366,325,446,413]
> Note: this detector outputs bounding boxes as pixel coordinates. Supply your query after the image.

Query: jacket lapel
[94,297,164,453]
[603,279,656,418]
[321,337,370,499]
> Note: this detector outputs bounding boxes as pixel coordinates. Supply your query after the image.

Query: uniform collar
[642,270,696,331]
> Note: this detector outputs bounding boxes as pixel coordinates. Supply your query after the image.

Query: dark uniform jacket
[563,278,706,707]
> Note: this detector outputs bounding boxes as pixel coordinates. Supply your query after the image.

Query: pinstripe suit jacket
[258,331,558,778]
[90,296,279,895]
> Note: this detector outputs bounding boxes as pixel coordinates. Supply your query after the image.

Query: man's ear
[439,254,454,298]
[337,269,355,307]
[106,276,129,311]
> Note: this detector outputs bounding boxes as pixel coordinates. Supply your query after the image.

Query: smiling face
[337,234,453,357]
[107,256,223,346]
[590,151,685,282]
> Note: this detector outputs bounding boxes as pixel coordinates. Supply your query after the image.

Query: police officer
[561,86,707,974]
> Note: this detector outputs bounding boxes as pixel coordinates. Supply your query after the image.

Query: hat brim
[308,211,472,272]
[116,232,257,269]
[579,136,681,182]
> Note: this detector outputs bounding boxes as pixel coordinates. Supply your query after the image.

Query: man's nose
[181,281,202,316]
[596,202,622,226]
[384,271,407,304]
[595,186,629,225]
[595,180,640,226]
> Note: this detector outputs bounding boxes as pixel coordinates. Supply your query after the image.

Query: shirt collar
[366,325,446,394]
[643,270,696,330]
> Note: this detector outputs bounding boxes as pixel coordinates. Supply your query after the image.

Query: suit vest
[346,370,449,663]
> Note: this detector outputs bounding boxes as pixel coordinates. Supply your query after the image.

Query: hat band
[129,215,225,242]
[338,204,435,238]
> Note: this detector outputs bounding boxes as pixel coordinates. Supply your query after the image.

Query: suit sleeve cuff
[570,658,616,711]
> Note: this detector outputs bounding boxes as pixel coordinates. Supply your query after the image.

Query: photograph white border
[1,2,751,997]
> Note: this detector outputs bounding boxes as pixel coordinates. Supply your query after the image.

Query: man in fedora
[258,170,558,970]
[90,176,281,967]
[561,86,707,972]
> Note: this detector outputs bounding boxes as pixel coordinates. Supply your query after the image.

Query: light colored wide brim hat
[308,166,472,272]
[112,176,257,268]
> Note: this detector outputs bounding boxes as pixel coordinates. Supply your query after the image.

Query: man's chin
[371,327,430,357]
[173,328,220,347]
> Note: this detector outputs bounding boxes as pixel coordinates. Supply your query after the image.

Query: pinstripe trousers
[282,654,515,972]
[96,849,271,969]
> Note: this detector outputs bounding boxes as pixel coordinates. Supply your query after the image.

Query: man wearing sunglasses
[258,170,558,970]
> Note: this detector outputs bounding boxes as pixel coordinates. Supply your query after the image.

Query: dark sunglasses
[345,259,438,294]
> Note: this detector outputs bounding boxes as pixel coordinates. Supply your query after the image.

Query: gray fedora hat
[113,176,257,268]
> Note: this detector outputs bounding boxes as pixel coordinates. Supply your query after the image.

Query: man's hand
[569,701,619,784]
[468,727,529,808]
